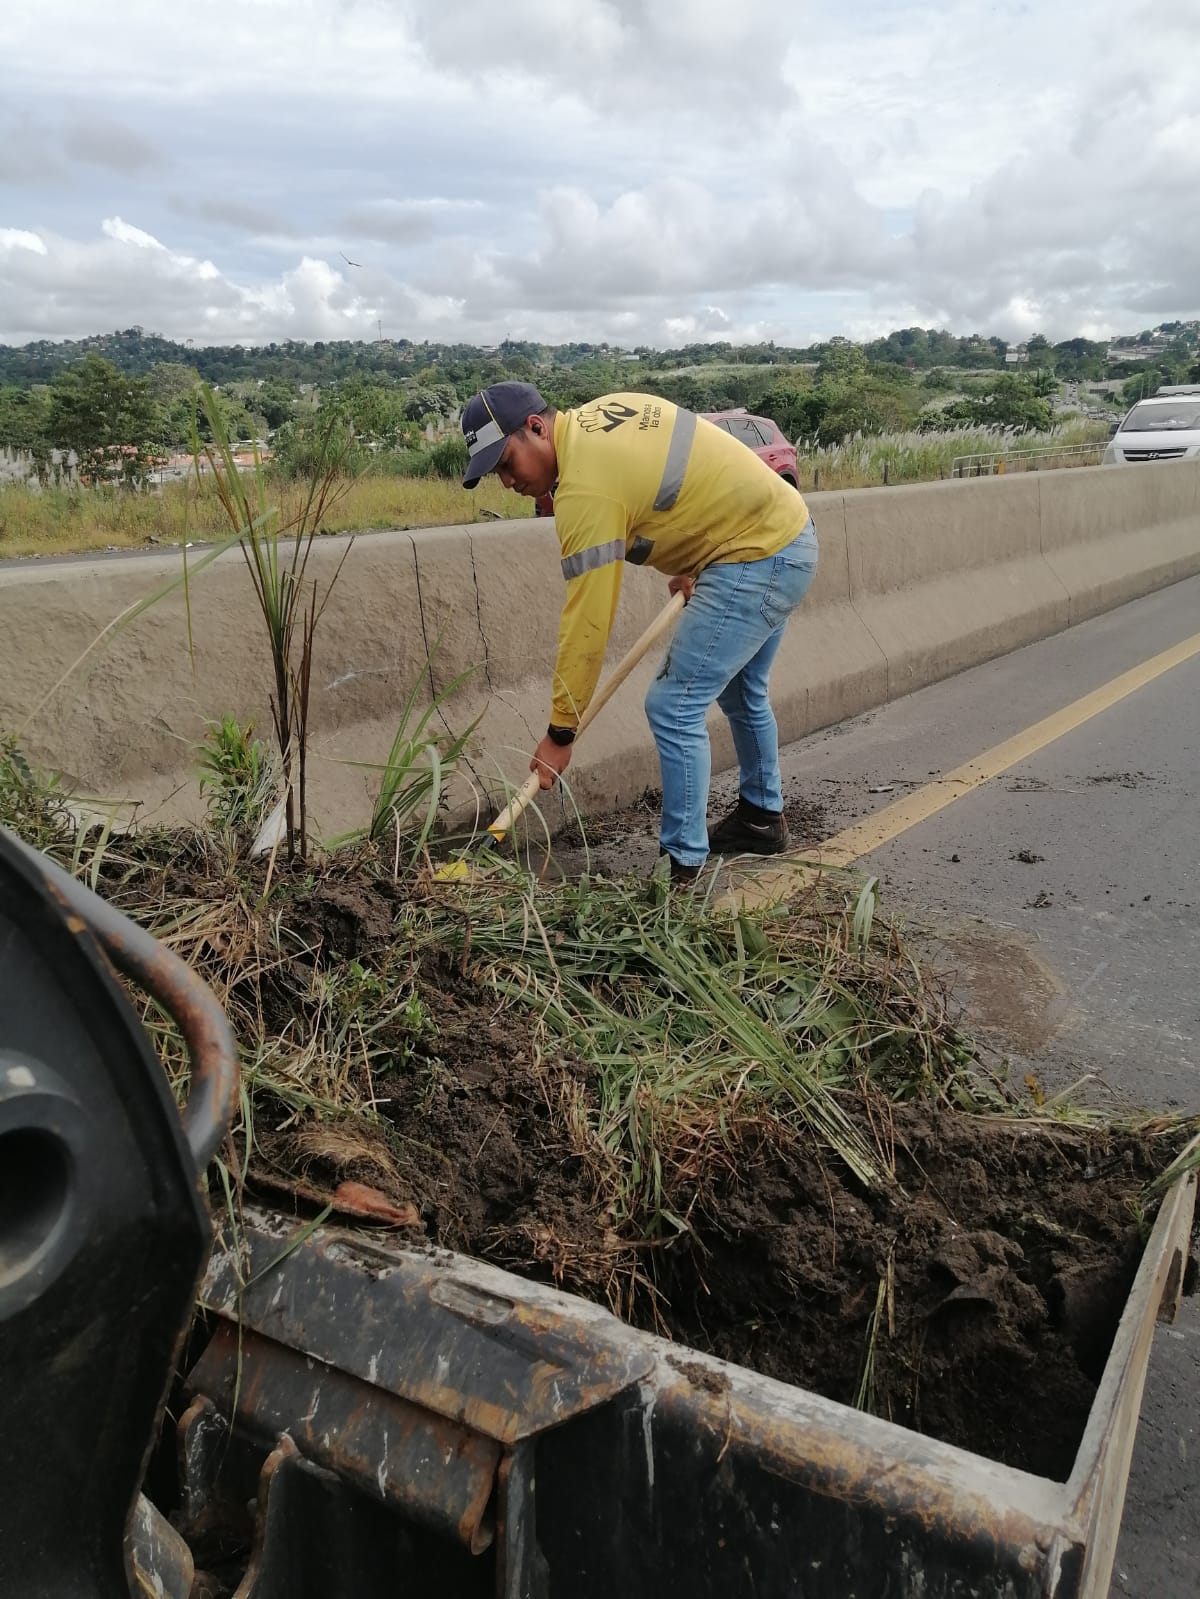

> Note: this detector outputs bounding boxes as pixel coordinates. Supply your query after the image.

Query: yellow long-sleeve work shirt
[548,394,810,728]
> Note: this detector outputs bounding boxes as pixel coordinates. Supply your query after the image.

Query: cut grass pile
[1,737,970,1235]
[7,733,1196,1324]
[6,734,1200,1469]
[404,865,977,1216]
[98,831,976,1219]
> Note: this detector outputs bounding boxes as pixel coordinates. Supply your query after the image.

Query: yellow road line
[727,629,1200,908]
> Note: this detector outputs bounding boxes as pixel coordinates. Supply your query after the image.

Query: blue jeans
[644,518,818,866]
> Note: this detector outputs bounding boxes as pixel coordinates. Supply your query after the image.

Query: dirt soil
[244,868,1193,1485]
[551,778,837,878]
[91,825,1194,1485]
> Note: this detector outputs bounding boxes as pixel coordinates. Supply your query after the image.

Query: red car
[533,405,799,516]
[701,409,800,488]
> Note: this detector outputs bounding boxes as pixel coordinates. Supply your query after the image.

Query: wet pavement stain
[923,920,1074,1058]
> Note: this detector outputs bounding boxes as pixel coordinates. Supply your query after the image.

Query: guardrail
[951,441,1106,477]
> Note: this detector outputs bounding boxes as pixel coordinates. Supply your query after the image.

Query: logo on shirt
[577,400,639,434]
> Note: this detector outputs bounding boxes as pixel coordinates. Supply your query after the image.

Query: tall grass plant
[192,384,355,859]
[796,420,1111,489]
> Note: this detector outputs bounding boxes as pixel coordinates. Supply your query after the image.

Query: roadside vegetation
[2,319,1197,558]
[794,417,1109,490]
[0,468,525,558]
[0,419,1110,559]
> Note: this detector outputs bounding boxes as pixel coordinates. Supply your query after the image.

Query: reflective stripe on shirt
[652,406,697,511]
[560,538,626,581]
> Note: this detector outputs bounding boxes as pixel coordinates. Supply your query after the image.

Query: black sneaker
[707,797,789,856]
[667,856,702,887]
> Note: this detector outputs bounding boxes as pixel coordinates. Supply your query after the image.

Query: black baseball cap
[461,381,548,487]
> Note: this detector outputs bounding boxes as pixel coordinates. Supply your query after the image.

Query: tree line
[2,322,1197,488]
[5,321,1194,391]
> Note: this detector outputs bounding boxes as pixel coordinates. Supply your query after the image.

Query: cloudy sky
[2,0,1198,349]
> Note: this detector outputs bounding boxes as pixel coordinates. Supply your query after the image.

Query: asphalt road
[555,573,1200,1594]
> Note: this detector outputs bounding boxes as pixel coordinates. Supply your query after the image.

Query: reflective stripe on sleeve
[561,539,627,580]
[652,407,697,511]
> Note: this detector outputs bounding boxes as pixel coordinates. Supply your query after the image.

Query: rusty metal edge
[645,1359,1075,1579]
[216,1211,1076,1556]
[189,1320,500,1554]
[202,1216,656,1444]
[1064,1168,1199,1597]
[127,1493,195,1599]
[196,1182,1200,1592]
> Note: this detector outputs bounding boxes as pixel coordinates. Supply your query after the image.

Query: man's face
[495,419,556,499]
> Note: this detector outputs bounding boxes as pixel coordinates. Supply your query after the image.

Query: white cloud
[0,229,48,255]
[102,216,164,250]
[0,0,1198,345]
[403,0,795,118]
[0,219,473,345]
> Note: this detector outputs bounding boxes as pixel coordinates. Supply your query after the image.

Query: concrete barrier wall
[1,461,1196,835]
[843,473,1071,700]
[1037,458,1200,622]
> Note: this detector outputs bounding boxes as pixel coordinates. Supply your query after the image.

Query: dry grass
[11,745,971,1211]
[795,420,1111,489]
[0,470,528,559]
[1,418,1114,558]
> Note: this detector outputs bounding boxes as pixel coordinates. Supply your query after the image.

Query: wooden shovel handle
[487,589,686,845]
[486,771,543,844]
[575,588,686,738]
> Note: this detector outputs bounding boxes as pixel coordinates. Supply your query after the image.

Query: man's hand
[668,574,695,603]
[531,733,573,790]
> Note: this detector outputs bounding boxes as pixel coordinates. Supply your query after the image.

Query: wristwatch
[546,724,576,746]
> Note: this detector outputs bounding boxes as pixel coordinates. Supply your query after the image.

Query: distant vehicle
[701,409,800,487]
[1103,385,1200,465]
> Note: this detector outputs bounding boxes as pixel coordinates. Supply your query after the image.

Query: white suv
[1103,385,1200,465]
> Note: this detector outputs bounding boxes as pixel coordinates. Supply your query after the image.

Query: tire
[780,472,799,489]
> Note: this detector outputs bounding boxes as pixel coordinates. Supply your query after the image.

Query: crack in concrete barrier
[467,531,540,747]
[407,534,439,705]
[466,534,496,696]
[408,533,489,796]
